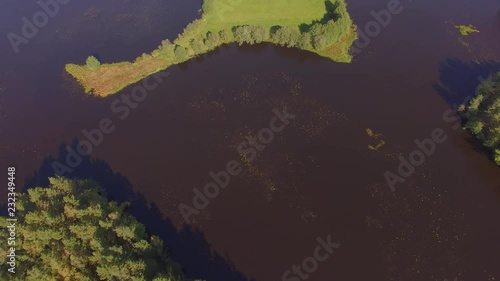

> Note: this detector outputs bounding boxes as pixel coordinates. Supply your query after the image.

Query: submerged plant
[455,24,479,36]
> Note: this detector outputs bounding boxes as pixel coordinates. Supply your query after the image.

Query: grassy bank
[460,72,500,165]
[66,0,357,97]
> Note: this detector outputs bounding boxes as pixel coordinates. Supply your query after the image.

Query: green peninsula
[66,0,357,96]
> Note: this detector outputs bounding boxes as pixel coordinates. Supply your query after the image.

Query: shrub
[0,177,185,281]
[86,56,101,70]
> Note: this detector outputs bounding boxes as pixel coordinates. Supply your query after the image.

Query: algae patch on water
[455,24,479,36]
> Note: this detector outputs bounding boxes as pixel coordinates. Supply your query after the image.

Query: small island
[66,0,357,97]
[460,72,500,165]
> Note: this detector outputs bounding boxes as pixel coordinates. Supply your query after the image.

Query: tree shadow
[432,58,500,107]
[24,138,252,281]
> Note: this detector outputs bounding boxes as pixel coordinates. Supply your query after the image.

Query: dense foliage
[460,72,500,164]
[65,0,356,96]
[0,177,186,281]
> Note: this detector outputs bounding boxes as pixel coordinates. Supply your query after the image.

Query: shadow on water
[433,58,500,107]
[23,139,252,281]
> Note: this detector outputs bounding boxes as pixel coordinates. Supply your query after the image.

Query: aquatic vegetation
[65,0,357,97]
[455,24,480,36]
[366,128,385,151]
[460,72,500,165]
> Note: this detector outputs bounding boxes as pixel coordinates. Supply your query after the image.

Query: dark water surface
[1,0,500,280]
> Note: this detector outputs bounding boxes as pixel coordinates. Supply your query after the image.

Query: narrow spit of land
[66,0,357,97]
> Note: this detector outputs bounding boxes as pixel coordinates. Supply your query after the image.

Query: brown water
[1,0,500,280]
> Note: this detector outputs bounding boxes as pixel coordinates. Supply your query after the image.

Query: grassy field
[66,0,357,97]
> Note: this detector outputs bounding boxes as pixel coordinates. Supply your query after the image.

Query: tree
[181,19,202,37]
[312,34,328,50]
[271,27,300,47]
[158,39,175,60]
[297,33,313,49]
[465,119,484,135]
[0,177,185,281]
[86,56,101,70]
[251,26,269,43]
[136,53,153,63]
[174,46,188,61]
[190,37,206,53]
[494,149,500,165]
[462,72,500,165]
[219,30,232,43]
